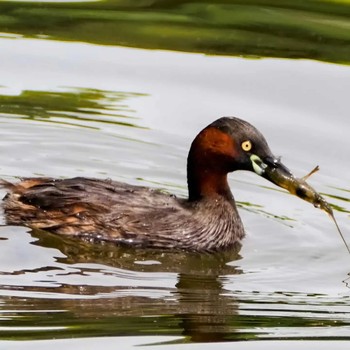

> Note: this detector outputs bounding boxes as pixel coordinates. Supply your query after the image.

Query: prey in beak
[250,154,350,254]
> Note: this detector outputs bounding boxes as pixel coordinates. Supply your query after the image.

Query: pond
[0,1,350,349]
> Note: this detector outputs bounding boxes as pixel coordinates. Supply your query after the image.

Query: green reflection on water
[0,0,350,64]
[1,291,350,342]
[238,201,296,225]
[1,230,350,342]
[0,88,146,129]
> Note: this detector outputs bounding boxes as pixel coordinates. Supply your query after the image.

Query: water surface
[0,0,350,348]
[1,0,350,64]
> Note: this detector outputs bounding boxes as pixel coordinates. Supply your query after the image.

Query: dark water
[1,0,350,64]
[1,0,350,348]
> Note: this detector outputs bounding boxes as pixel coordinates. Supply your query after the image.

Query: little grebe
[1,117,307,251]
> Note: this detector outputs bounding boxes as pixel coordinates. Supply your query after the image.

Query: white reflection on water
[0,37,349,176]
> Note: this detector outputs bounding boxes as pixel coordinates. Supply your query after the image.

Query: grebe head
[187,117,293,201]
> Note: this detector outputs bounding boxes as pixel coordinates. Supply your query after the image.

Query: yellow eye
[241,140,252,152]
